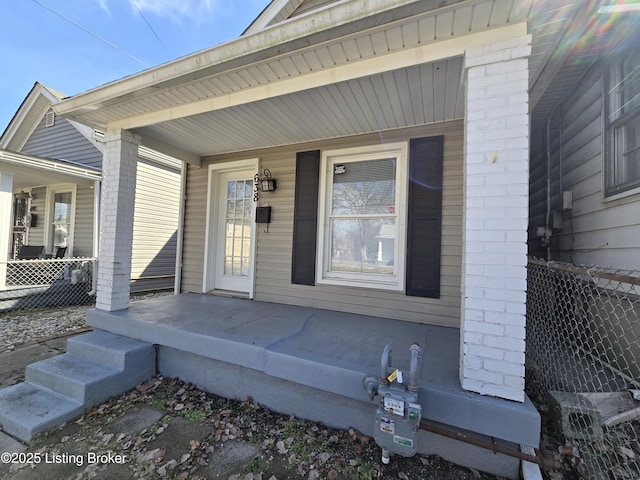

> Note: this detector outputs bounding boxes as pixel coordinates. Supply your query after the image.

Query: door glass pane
[223,179,252,277]
[53,192,72,248]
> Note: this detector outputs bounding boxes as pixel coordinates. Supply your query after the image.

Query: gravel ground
[0,292,170,352]
[0,296,515,479]
[0,305,89,352]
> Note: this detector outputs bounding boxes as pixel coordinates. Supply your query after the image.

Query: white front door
[212,168,256,294]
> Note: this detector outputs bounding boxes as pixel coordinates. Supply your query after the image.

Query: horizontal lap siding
[184,121,463,327]
[22,116,102,169]
[547,63,640,270]
[181,164,208,293]
[26,187,47,247]
[131,159,181,292]
[73,185,95,257]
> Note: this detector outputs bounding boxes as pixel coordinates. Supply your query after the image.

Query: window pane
[606,46,640,195]
[613,119,640,187]
[54,192,72,223]
[331,159,396,215]
[609,51,640,122]
[330,219,395,275]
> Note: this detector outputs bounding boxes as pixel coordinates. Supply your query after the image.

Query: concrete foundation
[86,293,541,479]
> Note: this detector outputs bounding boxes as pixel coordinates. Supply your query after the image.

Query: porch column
[96,130,139,311]
[460,34,531,402]
[0,173,14,288]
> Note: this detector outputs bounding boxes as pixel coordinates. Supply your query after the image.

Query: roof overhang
[55,0,618,161]
[0,83,64,151]
[0,149,101,189]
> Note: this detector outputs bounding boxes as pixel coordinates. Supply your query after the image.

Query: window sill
[317,276,403,292]
[603,185,640,203]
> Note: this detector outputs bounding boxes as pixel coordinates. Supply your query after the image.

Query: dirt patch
[4,375,505,479]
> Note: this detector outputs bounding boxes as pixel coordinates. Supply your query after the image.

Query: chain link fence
[0,258,96,313]
[526,258,640,479]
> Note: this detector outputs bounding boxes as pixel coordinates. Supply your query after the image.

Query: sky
[0,0,269,133]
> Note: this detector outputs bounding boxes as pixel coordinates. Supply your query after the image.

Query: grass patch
[183,409,207,422]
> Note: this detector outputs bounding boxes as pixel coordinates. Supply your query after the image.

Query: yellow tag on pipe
[387,369,399,383]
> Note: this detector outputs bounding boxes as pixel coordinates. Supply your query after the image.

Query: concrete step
[66,330,155,370]
[0,330,156,443]
[0,382,83,442]
[26,353,123,405]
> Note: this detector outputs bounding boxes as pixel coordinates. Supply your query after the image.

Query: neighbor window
[605,44,640,196]
[317,143,407,290]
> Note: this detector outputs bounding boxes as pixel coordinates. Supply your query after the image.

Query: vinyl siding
[181,162,209,293]
[73,184,95,257]
[182,121,463,327]
[21,185,93,257]
[25,187,47,247]
[530,62,640,270]
[130,158,181,292]
[21,112,102,169]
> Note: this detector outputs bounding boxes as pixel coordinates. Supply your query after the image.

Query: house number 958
[253,174,260,202]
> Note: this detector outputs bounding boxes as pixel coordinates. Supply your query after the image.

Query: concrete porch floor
[87,293,540,478]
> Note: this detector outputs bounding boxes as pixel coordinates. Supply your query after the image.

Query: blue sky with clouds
[0,0,268,132]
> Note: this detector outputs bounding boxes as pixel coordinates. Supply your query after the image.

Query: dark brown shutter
[406,136,444,298]
[291,150,321,285]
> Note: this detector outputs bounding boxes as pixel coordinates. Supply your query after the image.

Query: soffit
[136,58,465,157]
[58,0,593,159]
[529,1,640,137]
[0,149,101,189]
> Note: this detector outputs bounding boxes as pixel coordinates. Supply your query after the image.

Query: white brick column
[460,35,532,402]
[0,173,14,288]
[96,130,139,311]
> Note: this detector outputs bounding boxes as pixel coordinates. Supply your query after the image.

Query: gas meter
[364,343,422,464]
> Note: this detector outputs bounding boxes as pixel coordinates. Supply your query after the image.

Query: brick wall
[460,35,532,402]
[96,130,139,312]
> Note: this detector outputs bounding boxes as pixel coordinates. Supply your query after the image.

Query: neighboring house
[2,0,637,477]
[528,16,640,271]
[0,83,182,293]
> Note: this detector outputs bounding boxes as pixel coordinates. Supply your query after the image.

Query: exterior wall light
[260,169,277,192]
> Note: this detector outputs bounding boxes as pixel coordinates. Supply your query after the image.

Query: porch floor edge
[86,293,540,447]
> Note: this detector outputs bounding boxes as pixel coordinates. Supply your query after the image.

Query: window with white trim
[317,143,407,290]
[605,44,640,197]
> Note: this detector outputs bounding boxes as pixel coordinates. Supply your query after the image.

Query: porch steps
[0,331,155,442]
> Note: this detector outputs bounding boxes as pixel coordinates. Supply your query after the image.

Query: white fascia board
[243,0,298,35]
[0,83,62,150]
[54,0,431,120]
[0,149,102,182]
[110,22,527,131]
[69,119,104,152]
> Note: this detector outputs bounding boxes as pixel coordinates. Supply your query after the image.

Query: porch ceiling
[54,0,623,161]
[0,150,101,190]
[9,168,92,190]
[55,0,538,159]
[136,58,466,157]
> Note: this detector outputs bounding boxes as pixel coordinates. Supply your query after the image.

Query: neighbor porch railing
[526,258,640,479]
[0,257,97,313]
